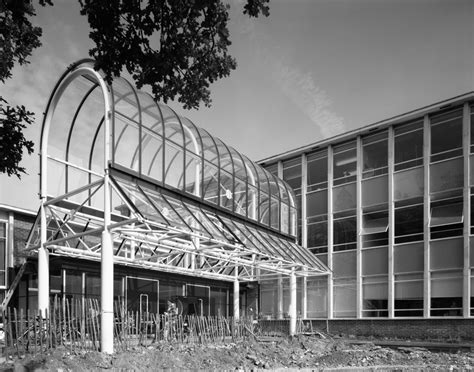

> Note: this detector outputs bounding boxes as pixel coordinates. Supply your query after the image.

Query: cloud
[231,8,346,139]
[268,58,345,138]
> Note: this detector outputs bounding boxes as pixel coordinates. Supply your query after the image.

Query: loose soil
[1,336,472,371]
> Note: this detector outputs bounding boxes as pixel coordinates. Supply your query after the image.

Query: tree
[0,0,270,178]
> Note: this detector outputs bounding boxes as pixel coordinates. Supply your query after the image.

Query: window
[430,157,463,195]
[430,109,463,162]
[307,278,327,318]
[265,163,278,176]
[362,176,388,207]
[333,183,356,212]
[333,279,357,318]
[430,201,463,227]
[283,157,301,191]
[362,276,388,317]
[470,104,474,153]
[362,132,388,179]
[333,215,357,251]
[430,271,463,316]
[430,198,463,239]
[394,119,423,171]
[307,221,327,253]
[307,151,327,191]
[362,210,388,235]
[395,204,423,243]
[333,142,357,185]
[361,209,388,248]
[0,222,6,287]
[394,167,424,202]
[306,190,328,220]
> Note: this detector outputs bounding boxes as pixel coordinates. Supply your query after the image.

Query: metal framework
[27,59,328,350]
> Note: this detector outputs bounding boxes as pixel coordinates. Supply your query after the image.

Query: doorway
[126,276,159,314]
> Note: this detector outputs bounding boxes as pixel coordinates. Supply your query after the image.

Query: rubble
[0,335,472,371]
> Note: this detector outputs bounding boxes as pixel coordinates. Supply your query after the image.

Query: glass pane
[306,190,328,218]
[333,146,357,184]
[362,247,388,275]
[114,115,140,172]
[431,271,463,297]
[307,221,327,248]
[395,204,423,237]
[431,109,463,156]
[430,237,463,270]
[333,216,357,248]
[141,133,164,182]
[333,280,356,318]
[362,210,388,235]
[395,280,423,299]
[394,128,423,168]
[333,251,356,278]
[363,138,387,175]
[307,278,327,318]
[283,157,302,190]
[333,182,356,212]
[307,153,327,187]
[430,158,463,194]
[362,175,388,207]
[164,141,184,189]
[394,242,424,273]
[430,202,463,226]
[394,167,424,201]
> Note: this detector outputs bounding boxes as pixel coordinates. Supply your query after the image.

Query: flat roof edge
[258,91,474,164]
[0,203,37,216]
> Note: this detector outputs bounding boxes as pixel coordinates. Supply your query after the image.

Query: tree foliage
[0,98,34,178]
[0,0,269,178]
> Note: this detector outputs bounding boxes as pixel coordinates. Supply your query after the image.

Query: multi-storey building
[260,92,474,322]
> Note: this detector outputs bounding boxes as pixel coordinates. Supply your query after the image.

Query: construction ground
[0,335,472,371]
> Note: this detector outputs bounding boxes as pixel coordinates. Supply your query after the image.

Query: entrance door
[186,284,210,316]
[126,277,159,314]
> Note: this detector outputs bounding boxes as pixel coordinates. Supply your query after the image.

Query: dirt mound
[1,336,472,371]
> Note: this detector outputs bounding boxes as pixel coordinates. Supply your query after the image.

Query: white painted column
[327,146,334,319]
[277,275,283,319]
[38,203,49,317]
[388,126,395,318]
[101,230,114,354]
[101,107,114,354]
[233,269,240,320]
[462,102,471,318]
[423,114,431,318]
[289,269,297,336]
[356,136,363,318]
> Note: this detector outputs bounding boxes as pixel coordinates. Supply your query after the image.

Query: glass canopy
[42,60,296,237]
[30,59,329,281]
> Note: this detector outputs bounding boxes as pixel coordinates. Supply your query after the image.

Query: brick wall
[309,319,474,341]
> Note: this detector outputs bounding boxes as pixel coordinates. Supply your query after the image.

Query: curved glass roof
[43,60,297,237]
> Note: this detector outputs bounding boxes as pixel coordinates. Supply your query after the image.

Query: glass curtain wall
[393,119,424,316]
[265,100,474,319]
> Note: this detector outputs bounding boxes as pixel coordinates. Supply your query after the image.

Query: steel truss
[26,173,328,282]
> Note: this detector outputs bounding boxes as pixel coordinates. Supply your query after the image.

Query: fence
[2,297,273,356]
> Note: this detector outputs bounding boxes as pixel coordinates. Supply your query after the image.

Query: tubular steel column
[101,106,114,354]
[38,203,49,317]
[423,114,431,318]
[233,268,240,321]
[356,136,363,318]
[463,102,471,318]
[301,153,309,318]
[327,146,334,319]
[388,126,395,318]
[289,268,297,336]
[277,275,284,319]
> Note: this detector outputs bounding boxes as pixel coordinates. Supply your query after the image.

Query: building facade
[260,92,474,320]
[0,60,327,340]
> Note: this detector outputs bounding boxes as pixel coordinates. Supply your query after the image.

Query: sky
[1,0,473,211]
